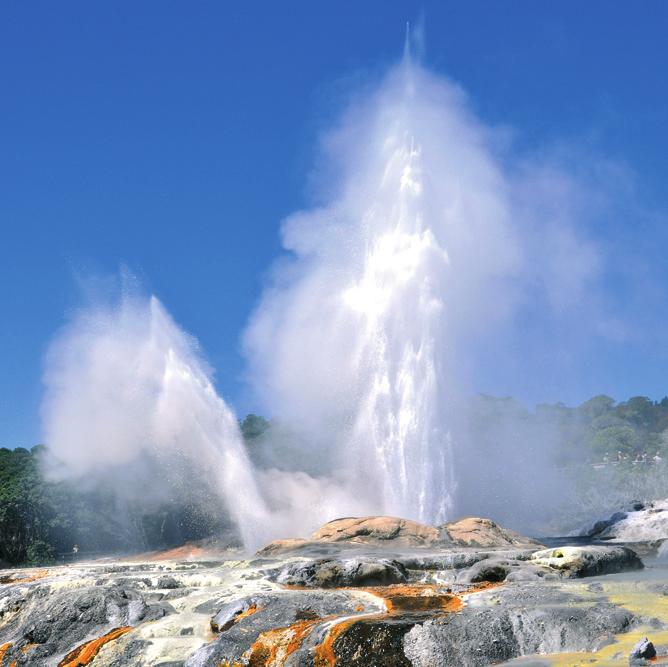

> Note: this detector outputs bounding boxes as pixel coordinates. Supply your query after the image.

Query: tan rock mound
[255,538,309,557]
[255,515,542,555]
[442,517,541,548]
[310,516,440,546]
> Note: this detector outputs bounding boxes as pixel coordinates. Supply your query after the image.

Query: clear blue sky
[2,1,668,447]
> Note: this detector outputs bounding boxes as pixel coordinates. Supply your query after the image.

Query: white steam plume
[41,292,269,548]
[41,47,610,545]
[244,52,601,526]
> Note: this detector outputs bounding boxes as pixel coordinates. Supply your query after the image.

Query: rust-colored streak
[236,603,259,622]
[212,603,260,633]
[0,570,49,585]
[0,642,12,663]
[312,581,500,666]
[313,616,368,667]
[360,583,463,615]
[242,580,501,666]
[244,618,324,667]
[464,581,502,595]
[58,627,132,667]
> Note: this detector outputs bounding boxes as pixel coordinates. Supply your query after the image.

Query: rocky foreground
[0,515,666,666]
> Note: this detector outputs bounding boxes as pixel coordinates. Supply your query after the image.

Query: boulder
[267,557,408,588]
[311,516,440,546]
[0,584,170,665]
[460,559,511,583]
[256,515,541,556]
[630,637,656,661]
[586,499,668,543]
[405,598,634,667]
[442,517,541,548]
[156,575,182,589]
[530,545,643,577]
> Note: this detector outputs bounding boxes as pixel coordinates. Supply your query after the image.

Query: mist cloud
[244,55,608,527]
[41,290,269,547]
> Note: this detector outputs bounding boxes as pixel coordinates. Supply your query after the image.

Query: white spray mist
[41,292,270,548]
[244,41,604,528]
[42,44,605,545]
[244,52,525,525]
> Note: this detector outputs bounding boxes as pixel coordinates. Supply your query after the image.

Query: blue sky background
[2,1,668,447]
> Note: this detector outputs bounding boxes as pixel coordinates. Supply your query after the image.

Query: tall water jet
[42,292,270,548]
[245,53,523,525]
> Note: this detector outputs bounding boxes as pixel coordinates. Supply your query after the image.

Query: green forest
[1,395,668,567]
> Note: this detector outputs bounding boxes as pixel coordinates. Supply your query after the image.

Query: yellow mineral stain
[545,628,668,667]
[311,581,487,666]
[243,618,326,667]
[523,580,668,666]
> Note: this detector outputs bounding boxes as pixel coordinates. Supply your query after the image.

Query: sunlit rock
[441,516,542,548]
[310,516,441,546]
[530,545,643,577]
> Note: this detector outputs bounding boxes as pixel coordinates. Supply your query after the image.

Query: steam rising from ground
[42,49,609,547]
[244,53,598,527]
[41,292,366,548]
[41,293,269,547]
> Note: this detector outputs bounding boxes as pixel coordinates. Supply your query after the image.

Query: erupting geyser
[245,51,523,526]
[41,293,269,548]
[42,41,599,548]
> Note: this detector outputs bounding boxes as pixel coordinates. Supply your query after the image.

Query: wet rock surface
[0,516,663,666]
[0,578,171,665]
[529,545,644,577]
[405,588,636,667]
[266,557,408,588]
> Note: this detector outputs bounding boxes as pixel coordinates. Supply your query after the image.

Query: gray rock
[585,499,668,543]
[404,587,635,667]
[460,559,511,583]
[630,637,656,661]
[266,557,408,588]
[0,584,170,666]
[185,589,383,666]
[210,595,268,632]
[157,575,182,589]
[530,545,643,577]
[586,511,628,537]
